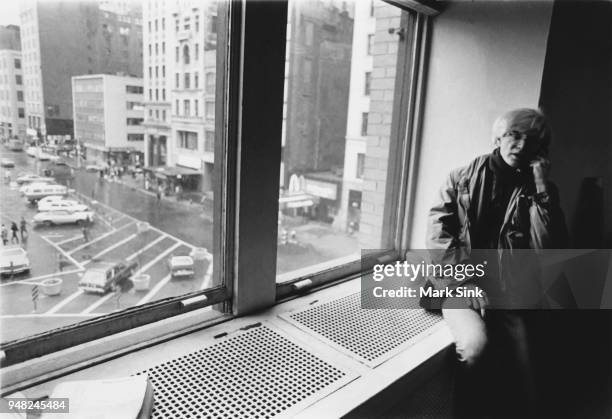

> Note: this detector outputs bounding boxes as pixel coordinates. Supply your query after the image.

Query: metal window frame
[275,6,430,300]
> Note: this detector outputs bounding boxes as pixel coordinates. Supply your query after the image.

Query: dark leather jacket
[426,153,568,297]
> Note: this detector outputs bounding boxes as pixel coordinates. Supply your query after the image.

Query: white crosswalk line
[68,221,134,255]
[126,234,167,261]
[55,235,83,246]
[81,292,115,314]
[137,274,171,306]
[46,290,84,314]
[82,233,138,265]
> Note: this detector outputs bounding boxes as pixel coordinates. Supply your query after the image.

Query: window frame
[0,0,431,381]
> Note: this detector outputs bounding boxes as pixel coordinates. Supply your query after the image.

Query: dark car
[78,260,138,294]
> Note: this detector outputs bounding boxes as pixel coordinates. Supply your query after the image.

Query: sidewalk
[64,155,212,214]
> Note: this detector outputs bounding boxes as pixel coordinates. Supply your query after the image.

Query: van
[22,184,68,203]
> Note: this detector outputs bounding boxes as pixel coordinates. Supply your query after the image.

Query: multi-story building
[72,74,144,166]
[279,1,354,221]
[0,25,25,139]
[143,0,217,193]
[335,0,377,232]
[19,0,143,139]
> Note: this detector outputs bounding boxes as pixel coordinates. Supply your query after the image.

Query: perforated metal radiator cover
[280,291,442,367]
[136,324,358,418]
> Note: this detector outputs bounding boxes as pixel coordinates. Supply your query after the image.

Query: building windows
[149,89,153,100]
[162,42,165,54]
[195,44,199,61]
[127,133,144,141]
[194,99,198,116]
[155,66,159,78]
[195,15,200,32]
[206,72,214,93]
[175,46,179,62]
[184,17,190,31]
[205,101,215,119]
[17,91,23,102]
[162,110,166,121]
[15,75,22,85]
[177,130,197,150]
[175,73,179,88]
[162,18,165,30]
[361,112,369,136]
[175,99,179,114]
[155,89,159,101]
[14,58,21,69]
[162,65,166,77]
[155,109,160,119]
[304,21,314,46]
[175,19,179,32]
[18,108,24,118]
[162,89,166,101]
[148,20,151,32]
[364,72,371,95]
[126,101,143,110]
[303,58,312,86]
[356,153,365,179]
[184,72,190,89]
[204,130,214,152]
[149,44,152,56]
[126,117,144,125]
[149,67,152,78]
[149,109,153,118]
[210,15,218,34]
[155,19,158,31]
[183,99,191,116]
[183,45,190,64]
[194,72,199,88]
[126,85,143,94]
[155,43,159,55]
[367,34,375,55]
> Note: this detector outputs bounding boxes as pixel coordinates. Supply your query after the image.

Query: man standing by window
[426,108,568,418]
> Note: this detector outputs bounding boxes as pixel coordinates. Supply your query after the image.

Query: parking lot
[0,150,212,342]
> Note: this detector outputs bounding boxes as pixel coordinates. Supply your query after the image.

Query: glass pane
[0,0,221,343]
[277,0,405,281]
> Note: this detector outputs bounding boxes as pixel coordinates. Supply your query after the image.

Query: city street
[0,149,213,342]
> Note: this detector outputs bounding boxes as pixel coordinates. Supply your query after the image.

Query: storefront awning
[145,165,202,178]
[279,193,319,208]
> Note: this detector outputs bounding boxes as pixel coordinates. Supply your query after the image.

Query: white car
[37,195,66,206]
[85,163,108,172]
[22,184,67,202]
[15,174,55,185]
[168,255,195,279]
[0,158,15,168]
[0,246,31,276]
[38,199,89,213]
[26,146,38,157]
[33,210,94,226]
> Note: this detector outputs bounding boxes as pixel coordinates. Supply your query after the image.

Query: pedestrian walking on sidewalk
[82,224,89,243]
[1,224,7,245]
[10,222,19,244]
[156,185,162,206]
[19,217,28,241]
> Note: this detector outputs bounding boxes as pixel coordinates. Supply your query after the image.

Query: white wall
[410,1,554,248]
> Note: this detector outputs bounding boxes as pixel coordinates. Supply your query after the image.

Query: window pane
[1,0,222,344]
[277,0,405,281]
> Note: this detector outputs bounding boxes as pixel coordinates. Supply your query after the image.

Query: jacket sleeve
[529,182,569,249]
[426,170,467,289]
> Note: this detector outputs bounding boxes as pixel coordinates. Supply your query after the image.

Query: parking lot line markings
[149,225,196,252]
[0,269,83,287]
[126,234,167,261]
[81,292,115,314]
[46,290,84,314]
[68,221,134,255]
[39,235,84,270]
[137,274,171,306]
[134,242,181,276]
[55,235,83,246]
[82,233,139,265]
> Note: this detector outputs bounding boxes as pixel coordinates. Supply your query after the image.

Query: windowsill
[8,278,453,417]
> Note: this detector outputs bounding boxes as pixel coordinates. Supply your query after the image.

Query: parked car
[0,246,31,277]
[37,195,67,207]
[22,184,67,202]
[15,174,55,185]
[33,209,93,226]
[78,260,138,294]
[7,139,23,151]
[38,199,88,213]
[0,158,15,168]
[25,146,38,157]
[168,255,195,279]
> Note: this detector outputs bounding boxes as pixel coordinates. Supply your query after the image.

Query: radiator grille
[281,292,442,366]
[136,324,355,418]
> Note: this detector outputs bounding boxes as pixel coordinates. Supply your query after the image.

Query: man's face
[497,129,541,169]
